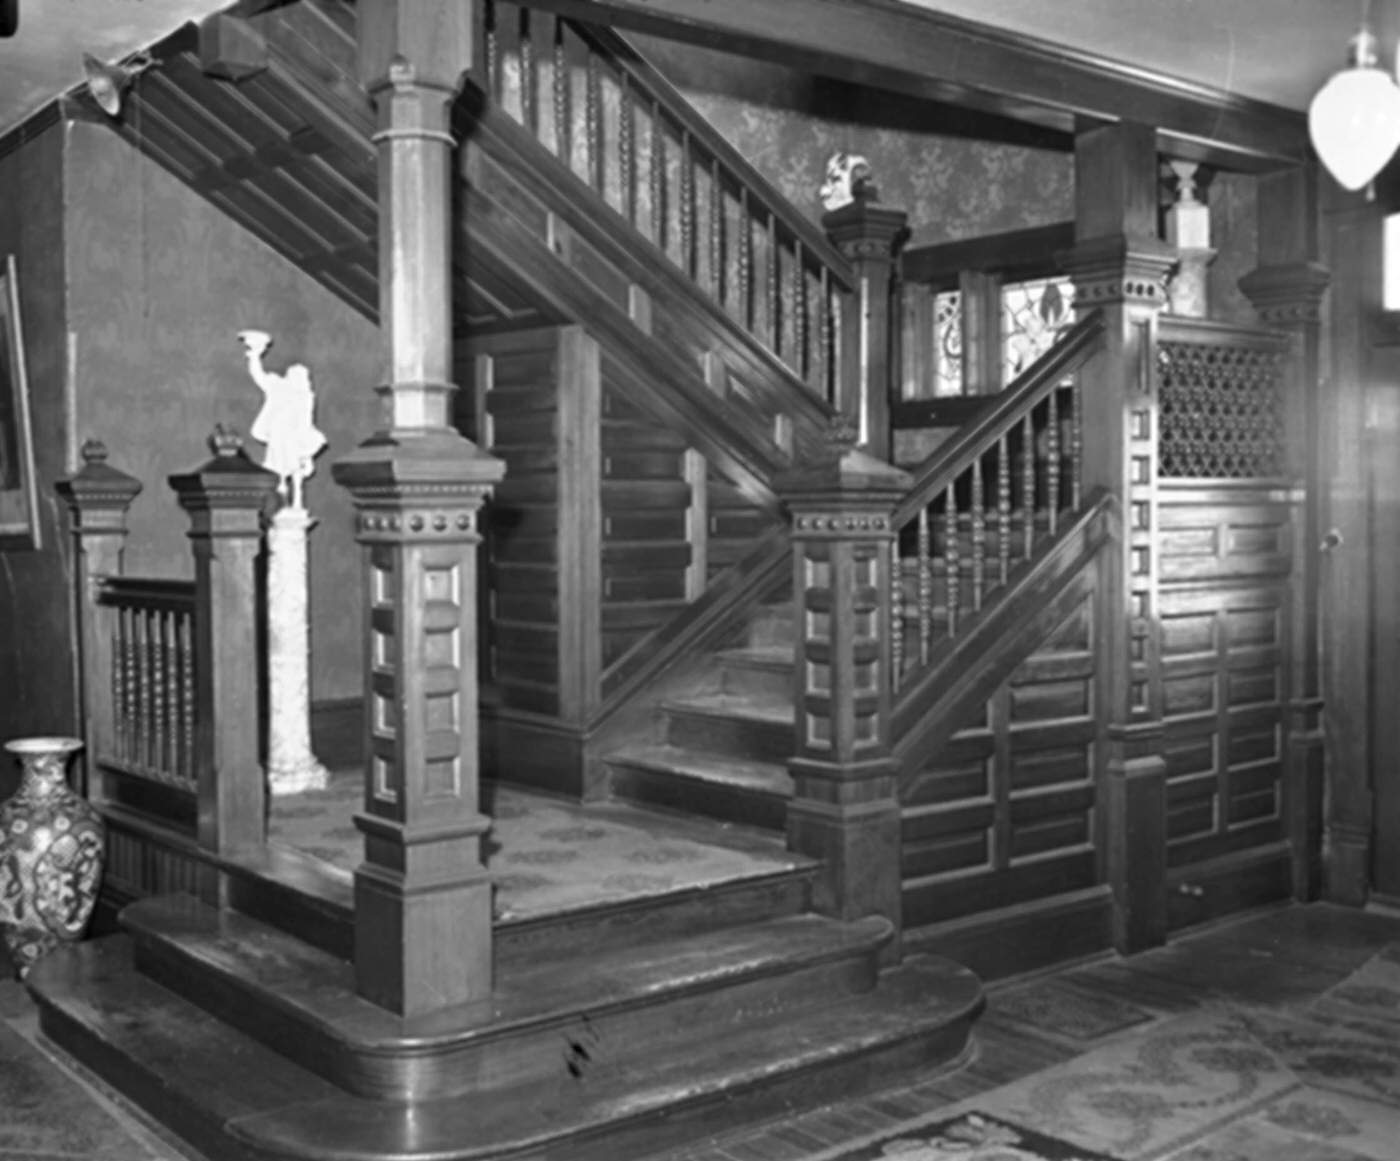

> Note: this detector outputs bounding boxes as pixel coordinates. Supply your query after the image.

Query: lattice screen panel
[1158,340,1288,479]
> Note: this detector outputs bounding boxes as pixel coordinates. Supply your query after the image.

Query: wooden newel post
[779,421,911,956]
[1061,121,1176,954]
[55,440,144,797]
[824,187,909,462]
[169,428,279,857]
[335,0,506,1017]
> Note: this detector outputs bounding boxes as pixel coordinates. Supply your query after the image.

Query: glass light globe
[1309,26,1400,194]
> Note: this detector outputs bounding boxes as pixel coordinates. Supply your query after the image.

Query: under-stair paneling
[1157,482,1297,930]
[901,582,1110,979]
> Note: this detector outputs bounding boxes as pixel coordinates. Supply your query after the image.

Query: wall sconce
[81,50,156,118]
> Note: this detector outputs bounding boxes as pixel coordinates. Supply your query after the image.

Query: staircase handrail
[893,309,1106,529]
[559,18,856,291]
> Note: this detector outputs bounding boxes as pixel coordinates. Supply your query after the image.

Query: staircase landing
[268,771,806,923]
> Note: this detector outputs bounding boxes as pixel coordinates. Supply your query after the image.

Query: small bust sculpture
[818,152,874,213]
[238,330,327,510]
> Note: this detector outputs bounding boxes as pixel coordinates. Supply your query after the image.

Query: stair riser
[745,605,795,650]
[665,709,794,765]
[494,1018,978,1161]
[719,659,794,702]
[131,937,882,1102]
[496,870,812,959]
[607,763,788,832]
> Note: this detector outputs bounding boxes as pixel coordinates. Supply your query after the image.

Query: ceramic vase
[0,737,105,977]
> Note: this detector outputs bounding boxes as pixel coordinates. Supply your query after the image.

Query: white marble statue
[819,152,874,213]
[237,329,330,795]
[238,329,327,510]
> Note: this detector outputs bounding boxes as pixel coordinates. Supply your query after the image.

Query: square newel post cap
[332,427,505,496]
[777,418,912,518]
[822,190,910,260]
[56,439,144,523]
[168,426,280,517]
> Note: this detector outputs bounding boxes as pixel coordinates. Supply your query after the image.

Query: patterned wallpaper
[64,121,381,702]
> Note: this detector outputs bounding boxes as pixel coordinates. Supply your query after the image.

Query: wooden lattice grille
[1157,337,1288,479]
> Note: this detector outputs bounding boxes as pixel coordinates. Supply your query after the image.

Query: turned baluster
[1070,378,1084,512]
[619,75,635,227]
[891,538,904,690]
[1021,412,1036,558]
[680,131,695,279]
[585,52,602,192]
[944,484,960,638]
[1046,389,1061,535]
[917,507,932,664]
[519,8,537,137]
[552,17,571,167]
[794,243,809,384]
[971,458,986,611]
[709,158,723,303]
[997,432,1012,586]
[650,103,664,250]
[738,189,752,330]
[766,214,780,356]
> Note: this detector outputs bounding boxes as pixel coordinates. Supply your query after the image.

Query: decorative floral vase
[0,737,105,977]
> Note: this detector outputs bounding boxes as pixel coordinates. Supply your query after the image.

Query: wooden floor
[647,900,1400,1161]
[7,900,1399,1161]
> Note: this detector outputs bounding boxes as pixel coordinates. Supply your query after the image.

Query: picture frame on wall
[0,253,40,550]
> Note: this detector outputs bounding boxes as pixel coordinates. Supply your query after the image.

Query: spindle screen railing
[482,0,854,401]
[95,577,198,793]
[889,311,1105,689]
[1157,318,1290,480]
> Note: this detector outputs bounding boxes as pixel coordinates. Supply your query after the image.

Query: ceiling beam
[524,0,1309,172]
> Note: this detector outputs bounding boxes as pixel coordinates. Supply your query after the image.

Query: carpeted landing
[267,767,804,920]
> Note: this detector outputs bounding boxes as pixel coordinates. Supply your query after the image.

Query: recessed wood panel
[1009,678,1090,723]
[1160,612,1216,657]
[1009,746,1090,791]
[902,760,991,808]
[1164,672,1216,716]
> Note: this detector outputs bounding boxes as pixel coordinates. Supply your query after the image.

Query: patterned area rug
[818,946,1400,1161]
[267,770,802,921]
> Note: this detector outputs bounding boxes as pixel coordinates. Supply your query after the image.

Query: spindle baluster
[619,75,635,227]
[997,432,1012,586]
[552,16,570,167]
[520,8,537,137]
[1021,413,1035,558]
[917,508,932,665]
[971,458,986,611]
[1046,390,1061,535]
[944,486,960,638]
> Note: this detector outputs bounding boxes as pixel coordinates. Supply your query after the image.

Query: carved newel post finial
[1163,159,1216,319]
[819,152,875,213]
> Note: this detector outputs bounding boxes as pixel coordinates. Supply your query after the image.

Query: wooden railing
[96,577,198,792]
[483,0,855,402]
[890,310,1106,689]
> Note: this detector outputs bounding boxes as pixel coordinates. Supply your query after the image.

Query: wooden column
[169,429,280,857]
[332,0,506,1016]
[1316,178,1380,905]
[1061,122,1177,954]
[778,423,911,957]
[1237,164,1330,903]
[824,191,908,461]
[55,440,144,798]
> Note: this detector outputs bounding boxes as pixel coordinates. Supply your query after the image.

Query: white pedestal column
[266,506,329,795]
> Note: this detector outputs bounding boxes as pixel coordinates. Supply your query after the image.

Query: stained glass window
[1001,276,1075,384]
[932,290,963,397]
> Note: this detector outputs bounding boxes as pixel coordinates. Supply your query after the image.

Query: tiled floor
[5,902,1400,1161]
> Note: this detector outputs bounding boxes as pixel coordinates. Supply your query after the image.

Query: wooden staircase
[19,4,1128,1158]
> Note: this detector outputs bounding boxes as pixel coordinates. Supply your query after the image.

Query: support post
[55,440,144,799]
[169,429,280,857]
[1061,122,1176,954]
[779,422,910,958]
[1238,164,1330,903]
[333,0,505,1017]
[824,186,908,461]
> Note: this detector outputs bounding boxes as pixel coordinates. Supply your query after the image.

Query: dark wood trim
[1166,843,1293,933]
[902,221,1075,289]
[891,396,988,432]
[520,0,1307,171]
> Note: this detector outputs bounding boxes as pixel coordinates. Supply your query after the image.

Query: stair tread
[122,894,889,1048]
[33,934,980,1161]
[607,743,793,795]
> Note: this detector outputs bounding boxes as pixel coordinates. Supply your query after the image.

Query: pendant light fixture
[1309,0,1400,191]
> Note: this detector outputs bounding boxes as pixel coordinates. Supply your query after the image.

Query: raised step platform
[30,913,983,1161]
